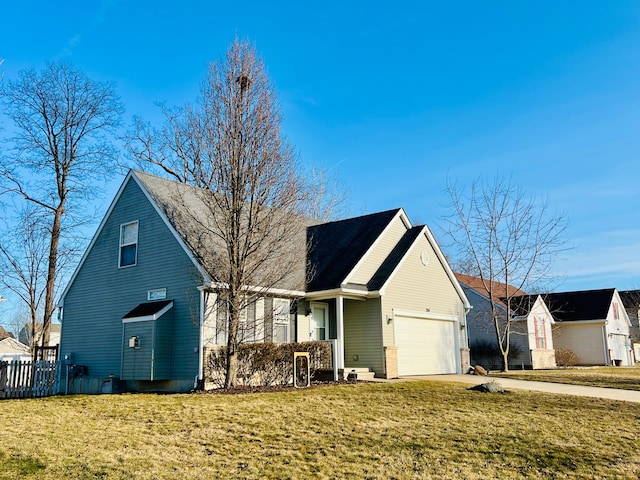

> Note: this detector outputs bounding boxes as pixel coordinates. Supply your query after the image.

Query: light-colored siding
[381,233,466,348]
[553,323,607,365]
[344,297,384,373]
[60,178,202,386]
[347,214,408,285]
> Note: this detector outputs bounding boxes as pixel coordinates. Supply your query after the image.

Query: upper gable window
[119,221,138,267]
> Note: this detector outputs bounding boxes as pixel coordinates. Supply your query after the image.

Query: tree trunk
[42,206,63,347]
[501,350,509,372]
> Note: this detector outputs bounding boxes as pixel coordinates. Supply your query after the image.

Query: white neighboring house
[0,337,31,362]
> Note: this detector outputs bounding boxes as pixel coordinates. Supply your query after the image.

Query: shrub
[555,349,579,367]
[204,341,332,388]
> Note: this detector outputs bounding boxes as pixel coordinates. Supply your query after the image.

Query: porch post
[336,295,345,373]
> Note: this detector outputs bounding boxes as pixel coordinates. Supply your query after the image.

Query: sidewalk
[377,374,640,404]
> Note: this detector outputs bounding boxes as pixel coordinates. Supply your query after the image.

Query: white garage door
[395,315,458,375]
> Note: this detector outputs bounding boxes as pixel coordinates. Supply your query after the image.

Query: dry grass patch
[1,381,640,479]
[492,366,640,391]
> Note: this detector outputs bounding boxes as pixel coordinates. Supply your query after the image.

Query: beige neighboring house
[542,289,632,366]
[19,323,61,348]
[0,337,31,361]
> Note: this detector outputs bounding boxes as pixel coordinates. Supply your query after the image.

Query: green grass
[1,381,640,479]
[492,366,640,391]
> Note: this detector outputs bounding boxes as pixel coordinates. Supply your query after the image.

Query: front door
[311,303,328,341]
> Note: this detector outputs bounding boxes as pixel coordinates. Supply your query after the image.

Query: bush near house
[205,341,332,388]
[554,349,579,367]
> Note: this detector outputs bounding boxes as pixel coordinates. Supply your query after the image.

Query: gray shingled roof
[133,171,422,295]
[133,171,317,292]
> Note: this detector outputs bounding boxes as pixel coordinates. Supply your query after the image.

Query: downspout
[602,323,609,366]
[195,287,206,390]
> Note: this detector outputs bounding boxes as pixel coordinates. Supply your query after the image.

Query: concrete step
[345,367,376,381]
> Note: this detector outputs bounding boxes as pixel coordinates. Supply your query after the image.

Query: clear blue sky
[0,1,639,323]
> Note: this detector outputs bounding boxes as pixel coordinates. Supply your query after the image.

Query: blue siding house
[58,170,470,393]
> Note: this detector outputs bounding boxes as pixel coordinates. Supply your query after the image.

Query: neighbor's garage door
[610,334,630,366]
[395,315,457,375]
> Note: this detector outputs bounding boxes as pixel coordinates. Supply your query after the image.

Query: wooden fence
[0,360,59,399]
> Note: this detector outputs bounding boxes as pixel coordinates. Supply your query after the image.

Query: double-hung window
[272,298,290,343]
[119,221,138,267]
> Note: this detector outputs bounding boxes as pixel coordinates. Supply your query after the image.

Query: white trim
[392,309,459,322]
[336,295,345,371]
[343,209,411,285]
[556,319,607,325]
[122,301,174,323]
[305,287,379,301]
[205,282,305,298]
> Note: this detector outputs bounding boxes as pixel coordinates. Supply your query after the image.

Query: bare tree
[443,175,567,371]
[127,40,329,387]
[0,209,48,355]
[0,61,123,346]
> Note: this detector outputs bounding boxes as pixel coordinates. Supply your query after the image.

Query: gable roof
[508,294,552,319]
[536,289,616,322]
[306,209,401,291]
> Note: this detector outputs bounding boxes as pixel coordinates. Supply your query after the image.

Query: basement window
[119,221,138,267]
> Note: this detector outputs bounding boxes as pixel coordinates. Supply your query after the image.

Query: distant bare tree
[443,175,567,371]
[0,210,48,354]
[127,40,333,387]
[0,61,123,347]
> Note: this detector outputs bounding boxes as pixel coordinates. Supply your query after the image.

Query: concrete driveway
[386,374,640,404]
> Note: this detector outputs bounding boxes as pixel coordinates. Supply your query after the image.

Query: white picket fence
[0,360,59,399]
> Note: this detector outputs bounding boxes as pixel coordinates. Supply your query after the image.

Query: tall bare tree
[0,61,123,346]
[443,175,567,371]
[127,40,329,387]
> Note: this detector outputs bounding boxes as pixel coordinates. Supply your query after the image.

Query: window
[119,222,138,267]
[534,316,546,349]
[272,298,290,343]
[311,303,328,341]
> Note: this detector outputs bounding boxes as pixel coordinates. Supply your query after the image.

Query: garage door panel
[396,316,457,375]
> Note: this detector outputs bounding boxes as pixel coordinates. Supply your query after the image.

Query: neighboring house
[58,170,471,393]
[456,273,556,370]
[619,290,640,362]
[0,337,31,362]
[18,323,61,348]
[542,289,632,366]
[0,326,11,340]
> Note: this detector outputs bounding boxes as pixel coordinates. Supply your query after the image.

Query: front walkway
[374,374,640,404]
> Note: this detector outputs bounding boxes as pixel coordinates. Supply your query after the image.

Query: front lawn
[1,381,640,479]
[492,366,640,391]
